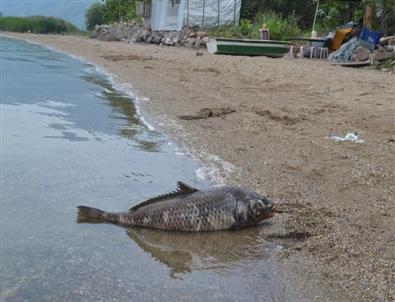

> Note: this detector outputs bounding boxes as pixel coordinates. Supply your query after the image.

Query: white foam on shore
[195,154,236,186]
[3,34,236,185]
[108,80,156,132]
[154,116,237,185]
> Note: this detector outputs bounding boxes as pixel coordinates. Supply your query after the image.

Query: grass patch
[208,11,301,41]
[0,16,81,34]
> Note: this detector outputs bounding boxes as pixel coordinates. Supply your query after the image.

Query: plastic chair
[319,47,329,59]
[299,46,328,59]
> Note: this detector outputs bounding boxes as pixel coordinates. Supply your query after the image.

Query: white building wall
[148,0,241,31]
[184,0,241,27]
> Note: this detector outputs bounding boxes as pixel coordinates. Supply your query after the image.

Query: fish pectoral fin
[128,182,199,212]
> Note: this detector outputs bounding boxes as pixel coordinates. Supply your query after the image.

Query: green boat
[207,38,291,58]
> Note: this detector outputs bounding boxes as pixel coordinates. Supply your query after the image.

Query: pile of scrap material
[329,33,395,66]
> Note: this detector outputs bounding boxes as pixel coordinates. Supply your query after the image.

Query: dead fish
[77,182,274,232]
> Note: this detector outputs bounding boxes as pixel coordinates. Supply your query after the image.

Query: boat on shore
[207,38,291,58]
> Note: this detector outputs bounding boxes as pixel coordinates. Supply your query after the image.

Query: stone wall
[92,23,209,48]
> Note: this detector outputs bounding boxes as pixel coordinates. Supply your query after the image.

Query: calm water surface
[1,37,290,301]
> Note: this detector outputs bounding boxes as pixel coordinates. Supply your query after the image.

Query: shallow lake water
[1,36,292,301]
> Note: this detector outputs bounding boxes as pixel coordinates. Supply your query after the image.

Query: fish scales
[77,182,274,232]
[126,190,236,231]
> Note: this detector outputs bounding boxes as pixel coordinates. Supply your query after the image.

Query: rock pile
[372,36,395,62]
[351,36,395,63]
[92,23,209,49]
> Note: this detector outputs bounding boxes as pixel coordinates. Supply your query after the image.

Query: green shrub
[85,3,105,31]
[208,25,245,39]
[240,0,316,30]
[252,11,300,41]
[239,19,253,36]
[208,12,300,41]
[102,0,136,23]
[0,16,80,34]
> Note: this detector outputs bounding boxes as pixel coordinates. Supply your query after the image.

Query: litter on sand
[329,132,364,143]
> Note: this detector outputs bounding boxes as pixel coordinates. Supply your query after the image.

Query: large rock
[352,46,371,62]
[163,37,175,46]
[379,36,395,47]
[372,46,395,62]
[146,35,153,44]
[185,37,196,48]
[196,31,208,38]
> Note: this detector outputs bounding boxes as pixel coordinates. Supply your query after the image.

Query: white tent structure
[137,0,241,31]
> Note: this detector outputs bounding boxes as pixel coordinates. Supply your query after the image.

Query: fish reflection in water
[125,227,279,278]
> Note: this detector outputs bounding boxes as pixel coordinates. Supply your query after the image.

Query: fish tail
[77,205,110,223]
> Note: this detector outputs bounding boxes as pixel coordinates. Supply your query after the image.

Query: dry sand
[5,33,394,301]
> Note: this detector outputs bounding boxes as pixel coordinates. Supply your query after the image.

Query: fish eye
[256,200,264,209]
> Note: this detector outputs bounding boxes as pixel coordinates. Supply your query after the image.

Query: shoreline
[2,33,234,184]
[3,32,394,301]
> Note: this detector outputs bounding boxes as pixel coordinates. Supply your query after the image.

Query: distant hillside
[1,0,98,29]
[0,16,81,33]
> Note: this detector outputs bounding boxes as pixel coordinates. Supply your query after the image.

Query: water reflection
[82,74,161,151]
[2,37,64,64]
[125,226,279,279]
[43,131,90,142]
[2,36,161,153]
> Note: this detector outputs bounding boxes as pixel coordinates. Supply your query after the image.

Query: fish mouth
[264,206,275,219]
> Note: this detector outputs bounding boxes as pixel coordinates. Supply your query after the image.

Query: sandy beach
[5,33,394,301]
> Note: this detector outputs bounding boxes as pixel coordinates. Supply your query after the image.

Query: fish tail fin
[77,205,107,223]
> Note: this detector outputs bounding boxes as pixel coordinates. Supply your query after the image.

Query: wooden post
[381,0,388,36]
[187,0,189,25]
[118,0,121,22]
[202,0,207,27]
[363,3,373,29]
[217,0,220,27]
[234,0,237,25]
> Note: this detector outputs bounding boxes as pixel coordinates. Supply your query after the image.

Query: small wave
[152,116,236,185]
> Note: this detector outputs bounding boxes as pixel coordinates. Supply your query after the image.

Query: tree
[240,0,316,28]
[85,3,105,30]
[372,0,395,35]
[101,0,136,23]
[319,0,395,34]
[240,0,394,34]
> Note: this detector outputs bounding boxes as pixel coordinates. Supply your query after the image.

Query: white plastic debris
[329,132,364,143]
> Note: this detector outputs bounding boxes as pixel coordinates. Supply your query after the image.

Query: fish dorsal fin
[128,182,199,212]
[176,181,198,194]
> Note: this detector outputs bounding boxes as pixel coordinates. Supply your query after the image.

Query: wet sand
[5,33,394,301]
